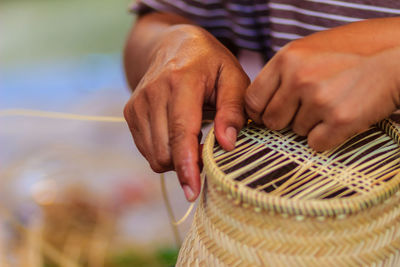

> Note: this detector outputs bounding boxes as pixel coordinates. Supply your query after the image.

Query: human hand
[124,24,250,201]
[245,39,400,151]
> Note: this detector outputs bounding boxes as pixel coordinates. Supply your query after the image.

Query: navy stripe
[133,0,400,56]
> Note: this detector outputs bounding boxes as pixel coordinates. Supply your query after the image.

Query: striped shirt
[132,0,400,59]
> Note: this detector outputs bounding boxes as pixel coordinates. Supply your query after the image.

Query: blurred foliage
[106,247,179,267]
[0,0,134,65]
[156,247,180,266]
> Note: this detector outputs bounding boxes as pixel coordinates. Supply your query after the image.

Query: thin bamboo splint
[177,118,400,267]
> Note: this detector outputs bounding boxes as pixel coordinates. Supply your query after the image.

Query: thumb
[214,65,250,151]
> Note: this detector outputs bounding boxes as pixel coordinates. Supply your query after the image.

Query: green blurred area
[1,0,134,65]
[107,247,179,267]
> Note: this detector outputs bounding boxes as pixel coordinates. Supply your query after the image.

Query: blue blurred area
[1,54,127,110]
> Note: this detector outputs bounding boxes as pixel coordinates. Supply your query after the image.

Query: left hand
[245,39,400,151]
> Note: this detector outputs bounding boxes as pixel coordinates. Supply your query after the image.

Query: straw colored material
[177,119,400,267]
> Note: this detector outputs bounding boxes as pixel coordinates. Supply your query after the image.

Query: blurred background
[0,0,193,266]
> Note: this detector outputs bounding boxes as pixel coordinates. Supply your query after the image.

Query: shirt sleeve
[129,0,263,56]
[130,1,155,16]
[130,0,192,17]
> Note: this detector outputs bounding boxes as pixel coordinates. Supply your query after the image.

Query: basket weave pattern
[177,119,400,267]
[178,178,400,266]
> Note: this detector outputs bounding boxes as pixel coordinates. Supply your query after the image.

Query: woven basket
[177,118,400,267]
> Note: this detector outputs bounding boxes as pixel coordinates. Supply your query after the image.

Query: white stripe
[272,45,283,52]
[143,0,228,17]
[269,3,361,22]
[270,31,303,40]
[167,0,228,16]
[306,0,400,15]
[269,17,327,31]
[144,0,266,26]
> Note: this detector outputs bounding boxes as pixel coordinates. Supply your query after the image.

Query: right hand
[124,24,250,202]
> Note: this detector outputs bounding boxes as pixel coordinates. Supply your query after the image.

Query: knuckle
[277,41,304,67]
[261,98,285,130]
[141,83,160,102]
[123,100,139,128]
[292,123,308,136]
[154,149,172,168]
[148,151,171,173]
[131,88,146,105]
[216,111,245,130]
[262,113,276,129]
[219,98,244,116]
[169,120,187,148]
[231,68,251,87]
[124,96,150,135]
[267,97,283,114]
[168,63,188,88]
[291,70,308,87]
[245,93,264,116]
[149,161,166,173]
[330,108,355,126]
[309,89,330,108]
[291,67,318,91]
[123,102,133,121]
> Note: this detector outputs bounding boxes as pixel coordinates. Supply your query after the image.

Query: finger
[149,86,174,172]
[214,65,250,151]
[261,81,300,130]
[245,58,280,124]
[291,103,322,136]
[307,122,366,152]
[124,96,153,165]
[168,78,204,202]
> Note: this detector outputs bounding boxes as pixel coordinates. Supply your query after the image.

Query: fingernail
[183,185,195,202]
[225,126,237,147]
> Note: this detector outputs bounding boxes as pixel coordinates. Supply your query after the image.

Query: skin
[124,13,249,201]
[246,18,400,151]
[124,12,400,202]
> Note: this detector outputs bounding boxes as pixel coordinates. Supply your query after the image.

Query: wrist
[371,47,400,108]
[124,13,196,89]
[387,47,400,108]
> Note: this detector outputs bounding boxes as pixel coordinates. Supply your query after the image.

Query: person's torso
[142,0,400,58]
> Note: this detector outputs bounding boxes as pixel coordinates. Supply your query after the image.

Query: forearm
[292,17,400,105]
[295,17,400,55]
[377,46,400,108]
[124,12,195,89]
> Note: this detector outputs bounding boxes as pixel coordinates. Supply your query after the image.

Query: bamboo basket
[177,118,400,267]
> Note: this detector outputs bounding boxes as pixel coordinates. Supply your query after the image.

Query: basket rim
[203,119,400,217]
